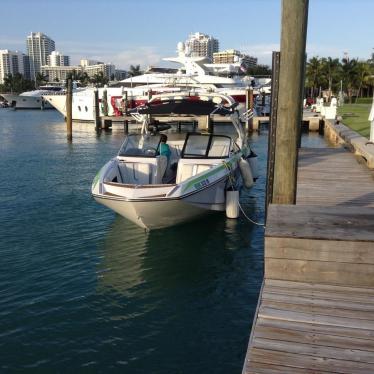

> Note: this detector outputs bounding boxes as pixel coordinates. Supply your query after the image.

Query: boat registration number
[194,178,210,190]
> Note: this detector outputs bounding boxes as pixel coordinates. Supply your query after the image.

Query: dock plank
[265,257,374,287]
[248,348,374,374]
[252,337,374,364]
[253,324,374,352]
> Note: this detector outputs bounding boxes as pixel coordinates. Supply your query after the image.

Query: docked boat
[91,93,258,230]
[1,85,64,109]
[43,43,266,121]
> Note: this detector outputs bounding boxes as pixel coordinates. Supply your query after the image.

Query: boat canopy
[129,98,237,116]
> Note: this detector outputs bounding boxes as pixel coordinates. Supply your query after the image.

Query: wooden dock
[243,147,374,373]
[96,112,323,133]
[252,113,323,132]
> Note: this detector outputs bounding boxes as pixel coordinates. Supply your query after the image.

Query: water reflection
[97,212,232,295]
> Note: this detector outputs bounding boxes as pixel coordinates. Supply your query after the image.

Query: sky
[1,0,374,70]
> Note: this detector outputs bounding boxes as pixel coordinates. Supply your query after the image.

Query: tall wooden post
[265,51,281,220]
[123,91,128,116]
[246,87,254,133]
[66,78,73,141]
[272,0,309,204]
[148,90,152,125]
[93,87,100,131]
[102,86,108,116]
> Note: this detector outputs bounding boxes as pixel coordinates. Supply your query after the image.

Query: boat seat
[208,145,229,157]
[176,163,211,183]
[208,138,231,157]
[119,162,151,185]
[153,156,168,184]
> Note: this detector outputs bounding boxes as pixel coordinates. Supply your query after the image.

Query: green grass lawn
[337,103,372,138]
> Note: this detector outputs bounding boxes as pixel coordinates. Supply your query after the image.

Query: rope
[223,160,265,227]
[238,200,265,227]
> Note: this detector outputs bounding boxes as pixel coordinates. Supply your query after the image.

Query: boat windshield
[118,134,161,157]
[181,134,231,159]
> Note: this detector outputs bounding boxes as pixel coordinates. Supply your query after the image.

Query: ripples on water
[0,110,326,372]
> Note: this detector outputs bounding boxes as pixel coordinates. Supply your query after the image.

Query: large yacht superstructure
[43,43,261,121]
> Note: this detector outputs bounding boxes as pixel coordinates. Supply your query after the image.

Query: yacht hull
[1,94,53,109]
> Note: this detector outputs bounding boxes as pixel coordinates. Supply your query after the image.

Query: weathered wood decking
[243,146,374,373]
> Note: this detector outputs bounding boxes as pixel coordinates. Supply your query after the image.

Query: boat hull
[94,194,220,230]
[1,93,53,109]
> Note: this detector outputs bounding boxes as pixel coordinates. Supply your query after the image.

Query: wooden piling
[246,87,254,133]
[66,78,73,141]
[103,119,112,130]
[93,88,101,131]
[123,91,128,115]
[265,51,281,219]
[198,115,210,131]
[102,87,108,116]
[272,0,309,204]
[148,90,152,124]
[124,120,129,134]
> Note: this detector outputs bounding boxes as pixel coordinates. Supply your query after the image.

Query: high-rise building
[26,32,55,79]
[0,50,28,84]
[41,62,115,82]
[213,49,258,68]
[80,59,104,67]
[47,51,70,67]
[41,65,82,83]
[84,63,115,79]
[23,55,31,80]
[185,32,219,61]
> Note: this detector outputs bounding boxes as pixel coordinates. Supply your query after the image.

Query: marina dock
[243,144,374,372]
[97,112,324,133]
[252,112,323,132]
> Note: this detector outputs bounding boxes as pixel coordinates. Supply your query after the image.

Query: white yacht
[2,85,64,109]
[91,93,258,230]
[43,43,254,121]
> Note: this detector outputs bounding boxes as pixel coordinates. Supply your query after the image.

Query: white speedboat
[91,93,258,230]
[2,85,64,109]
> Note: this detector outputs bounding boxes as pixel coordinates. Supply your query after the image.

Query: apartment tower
[27,32,55,79]
[47,51,70,67]
[185,32,219,61]
[0,50,29,84]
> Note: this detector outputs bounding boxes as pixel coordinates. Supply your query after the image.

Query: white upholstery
[153,156,168,184]
[208,138,230,157]
[119,163,151,184]
[176,163,211,183]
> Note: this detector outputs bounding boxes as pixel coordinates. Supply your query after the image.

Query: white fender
[239,158,254,188]
[226,190,239,218]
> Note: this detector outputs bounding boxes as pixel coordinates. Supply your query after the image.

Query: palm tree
[90,71,109,87]
[128,64,142,77]
[341,58,358,103]
[321,57,341,101]
[355,61,372,102]
[305,57,323,99]
[245,64,272,76]
[80,72,90,86]
[35,72,48,88]
[1,73,34,93]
